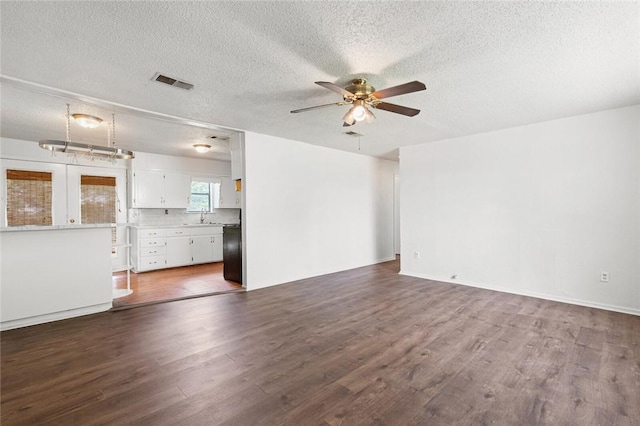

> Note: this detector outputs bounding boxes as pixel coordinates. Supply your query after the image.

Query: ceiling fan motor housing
[344,79,376,101]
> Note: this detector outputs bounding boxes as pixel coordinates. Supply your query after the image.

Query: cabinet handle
[149,242,157,245]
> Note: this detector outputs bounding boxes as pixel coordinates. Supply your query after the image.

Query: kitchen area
[116,167,245,308]
[0,81,246,329]
[115,135,246,308]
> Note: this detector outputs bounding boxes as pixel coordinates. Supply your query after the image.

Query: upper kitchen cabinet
[230,135,243,181]
[130,169,191,208]
[219,177,241,208]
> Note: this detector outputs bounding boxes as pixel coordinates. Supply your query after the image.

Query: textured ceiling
[1,1,639,160]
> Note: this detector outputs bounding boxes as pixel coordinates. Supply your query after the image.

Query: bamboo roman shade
[6,169,53,226]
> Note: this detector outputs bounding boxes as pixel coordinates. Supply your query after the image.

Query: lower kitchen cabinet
[131,225,223,272]
[191,227,223,264]
[131,228,167,272]
[166,235,192,268]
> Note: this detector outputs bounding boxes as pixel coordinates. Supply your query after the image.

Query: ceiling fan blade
[315,81,355,98]
[291,102,345,113]
[373,102,421,117]
[372,81,426,100]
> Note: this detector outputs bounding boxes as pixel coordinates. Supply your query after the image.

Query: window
[189,181,211,212]
[6,169,53,226]
[80,175,117,243]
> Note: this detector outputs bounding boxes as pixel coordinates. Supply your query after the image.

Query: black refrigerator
[223,225,242,285]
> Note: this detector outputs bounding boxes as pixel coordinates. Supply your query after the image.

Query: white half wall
[1,227,113,330]
[400,105,640,315]
[243,132,397,291]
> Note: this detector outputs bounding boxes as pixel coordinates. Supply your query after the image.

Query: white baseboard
[375,256,397,264]
[399,270,640,317]
[1,302,113,331]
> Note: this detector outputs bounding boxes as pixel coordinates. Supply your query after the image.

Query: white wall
[400,105,640,315]
[243,132,397,291]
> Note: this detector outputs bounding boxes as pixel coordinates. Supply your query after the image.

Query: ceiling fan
[291,78,426,126]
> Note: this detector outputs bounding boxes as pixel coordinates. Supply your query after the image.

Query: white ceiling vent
[152,73,194,90]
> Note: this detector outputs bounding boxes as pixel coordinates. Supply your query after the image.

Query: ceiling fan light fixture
[364,107,376,123]
[342,109,356,126]
[352,101,367,122]
[72,113,103,128]
[193,143,211,153]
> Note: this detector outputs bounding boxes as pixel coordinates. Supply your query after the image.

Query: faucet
[200,208,206,224]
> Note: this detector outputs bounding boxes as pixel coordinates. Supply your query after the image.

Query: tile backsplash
[129,208,240,226]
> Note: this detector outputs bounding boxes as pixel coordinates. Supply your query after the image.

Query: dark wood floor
[2,259,639,425]
[112,262,243,309]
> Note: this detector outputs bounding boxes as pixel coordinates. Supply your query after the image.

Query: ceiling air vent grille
[152,73,194,91]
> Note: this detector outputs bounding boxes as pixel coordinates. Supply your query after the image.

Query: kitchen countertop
[1,223,241,232]
[0,224,118,232]
[129,223,239,229]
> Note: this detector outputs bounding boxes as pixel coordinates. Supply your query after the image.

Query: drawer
[140,255,165,269]
[190,226,223,236]
[141,246,166,257]
[138,229,166,238]
[141,238,165,248]
[166,228,190,237]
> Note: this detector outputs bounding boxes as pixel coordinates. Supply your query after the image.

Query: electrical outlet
[600,271,609,282]
[413,251,420,259]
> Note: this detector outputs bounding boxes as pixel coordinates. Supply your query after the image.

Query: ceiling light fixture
[342,100,375,126]
[39,104,134,161]
[72,113,103,128]
[352,101,367,121]
[193,144,211,153]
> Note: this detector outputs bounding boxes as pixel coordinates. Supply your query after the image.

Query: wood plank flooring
[112,262,243,309]
[2,258,639,425]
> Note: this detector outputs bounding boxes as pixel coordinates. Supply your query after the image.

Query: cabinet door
[219,177,237,209]
[230,135,243,180]
[132,170,164,207]
[192,235,214,264]
[166,236,192,268]
[211,234,223,261]
[164,171,191,208]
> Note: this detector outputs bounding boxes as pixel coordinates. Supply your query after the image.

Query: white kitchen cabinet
[131,228,167,272]
[212,233,223,261]
[230,135,243,180]
[164,171,192,208]
[219,177,241,208]
[192,235,214,264]
[192,227,223,264]
[130,170,191,208]
[132,226,223,272]
[166,234,192,268]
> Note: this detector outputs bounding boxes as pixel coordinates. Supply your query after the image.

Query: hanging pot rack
[39,104,134,160]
